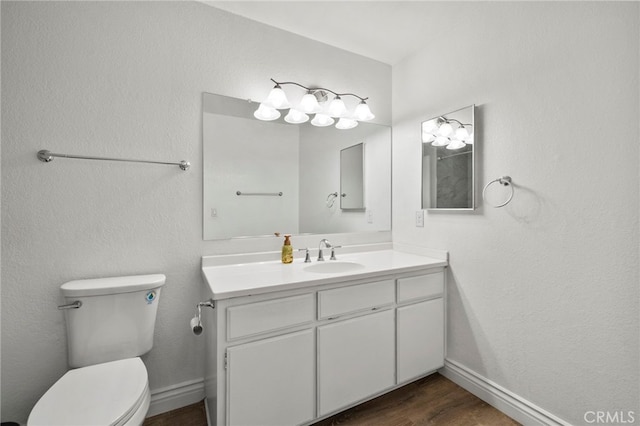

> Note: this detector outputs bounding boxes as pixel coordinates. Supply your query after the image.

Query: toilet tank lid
[61,274,166,297]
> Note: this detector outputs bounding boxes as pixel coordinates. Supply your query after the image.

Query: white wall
[0,2,390,422]
[392,2,639,424]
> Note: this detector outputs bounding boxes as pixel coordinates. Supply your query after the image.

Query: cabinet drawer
[227,294,315,340]
[318,280,395,319]
[397,272,444,303]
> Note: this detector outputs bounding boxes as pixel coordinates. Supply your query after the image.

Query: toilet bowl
[28,357,150,426]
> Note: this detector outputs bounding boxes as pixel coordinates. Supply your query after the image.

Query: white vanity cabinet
[396,272,445,383]
[317,280,396,416]
[202,253,446,426]
[227,329,315,426]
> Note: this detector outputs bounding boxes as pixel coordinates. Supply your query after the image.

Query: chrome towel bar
[37,150,190,171]
[236,191,283,196]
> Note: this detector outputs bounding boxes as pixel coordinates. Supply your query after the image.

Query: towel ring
[482,176,514,208]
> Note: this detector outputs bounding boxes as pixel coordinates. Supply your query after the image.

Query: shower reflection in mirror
[421,105,476,210]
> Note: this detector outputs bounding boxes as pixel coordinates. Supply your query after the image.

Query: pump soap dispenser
[282,235,293,264]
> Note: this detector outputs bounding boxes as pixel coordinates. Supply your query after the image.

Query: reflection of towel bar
[236,191,283,196]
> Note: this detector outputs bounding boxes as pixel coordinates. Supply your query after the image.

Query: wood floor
[143,373,520,426]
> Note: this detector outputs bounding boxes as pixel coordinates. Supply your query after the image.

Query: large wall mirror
[421,105,475,210]
[203,93,391,240]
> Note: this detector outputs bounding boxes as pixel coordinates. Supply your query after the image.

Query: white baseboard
[146,378,206,418]
[440,359,571,426]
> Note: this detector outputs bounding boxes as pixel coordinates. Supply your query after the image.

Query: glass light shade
[328,96,347,117]
[438,122,453,137]
[353,101,375,121]
[422,120,439,133]
[284,109,309,124]
[335,118,358,130]
[466,132,474,144]
[264,85,291,109]
[432,136,449,147]
[455,126,471,141]
[311,113,335,127]
[422,132,436,143]
[253,103,281,121]
[446,139,467,150]
[299,92,322,113]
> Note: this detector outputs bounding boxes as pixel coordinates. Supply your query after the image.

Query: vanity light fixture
[254,78,375,129]
[422,117,473,150]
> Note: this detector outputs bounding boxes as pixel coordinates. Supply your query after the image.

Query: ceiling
[203,1,473,65]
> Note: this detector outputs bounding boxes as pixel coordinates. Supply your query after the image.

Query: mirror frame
[421,104,476,211]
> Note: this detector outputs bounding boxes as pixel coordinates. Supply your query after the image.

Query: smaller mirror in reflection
[340,143,365,210]
[421,105,475,210]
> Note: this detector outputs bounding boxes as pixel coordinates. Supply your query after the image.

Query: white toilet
[28,274,166,426]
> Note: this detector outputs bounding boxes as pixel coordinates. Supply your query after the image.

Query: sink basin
[303,261,365,274]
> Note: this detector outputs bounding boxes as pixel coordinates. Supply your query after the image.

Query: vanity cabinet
[203,266,445,426]
[227,329,315,426]
[396,272,445,383]
[397,299,444,383]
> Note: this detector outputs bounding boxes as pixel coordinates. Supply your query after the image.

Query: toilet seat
[28,357,149,426]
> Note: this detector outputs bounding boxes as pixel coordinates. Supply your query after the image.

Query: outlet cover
[415,210,424,227]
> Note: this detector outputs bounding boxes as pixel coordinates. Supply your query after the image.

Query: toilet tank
[61,274,166,368]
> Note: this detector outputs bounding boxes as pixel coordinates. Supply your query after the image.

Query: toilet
[28,274,166,426]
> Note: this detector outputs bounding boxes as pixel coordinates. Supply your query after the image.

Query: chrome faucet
[317,239,332,261]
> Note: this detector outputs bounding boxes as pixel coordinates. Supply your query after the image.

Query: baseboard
[146,378,206,418]
[441,359,571,426]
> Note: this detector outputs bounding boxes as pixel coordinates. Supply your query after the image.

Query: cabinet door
[227,329,315,426]
[397,298,444,383]
[318,309,395,416]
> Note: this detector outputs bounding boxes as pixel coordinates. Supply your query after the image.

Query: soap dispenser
[281,235,293,264]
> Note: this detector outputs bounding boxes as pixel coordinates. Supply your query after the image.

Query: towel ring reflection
[326,192,338,208]
[482,176,514,208]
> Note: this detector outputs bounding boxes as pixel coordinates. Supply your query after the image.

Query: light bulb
[253,103,281,121]
[299,91,322,113]
[466,132,474,144]
[284,109,309,124]
[353,100,375,121]
[446,139,466,150]
[422,120,439,133]
[422,132,436,143]
[336,118,358,130]
[311,113,335,127]
[432,136,449,147]
[264,84,291,110]
[328,96,347,118]
[438,122,453,137]
[455,126,470,141]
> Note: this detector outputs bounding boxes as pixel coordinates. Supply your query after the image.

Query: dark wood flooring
[143,373,520,426]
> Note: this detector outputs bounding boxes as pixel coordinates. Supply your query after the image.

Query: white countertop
[201,249,447,300]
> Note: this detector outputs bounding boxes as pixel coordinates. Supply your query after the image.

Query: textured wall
[0,2,390,422]
[392,2,639,424]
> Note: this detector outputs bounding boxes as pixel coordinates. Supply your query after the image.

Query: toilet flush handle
[57,301,82,310]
